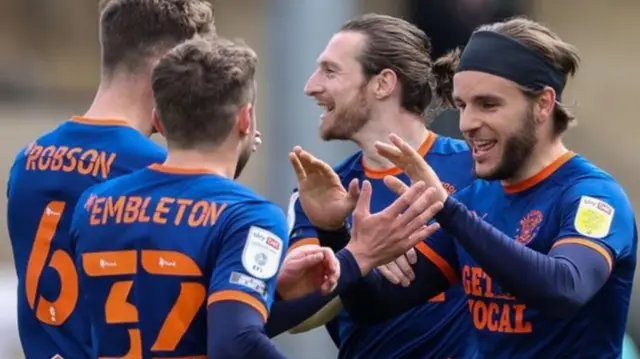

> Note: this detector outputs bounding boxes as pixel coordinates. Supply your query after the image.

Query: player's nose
[459,108,483,133]
[304,71,322,96]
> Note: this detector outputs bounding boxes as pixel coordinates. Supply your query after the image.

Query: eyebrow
[453,93,504,104]
[318,59,341,70]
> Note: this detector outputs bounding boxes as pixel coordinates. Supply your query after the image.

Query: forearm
[265,291,338,337]
[208,302,286,359]
[288,298,342,334]
[340,254,450,324]
[436,197,611,316]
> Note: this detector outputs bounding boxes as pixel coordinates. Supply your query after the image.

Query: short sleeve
[416,229,460,284]
[207,202,290,322]
[554,178,636,269]
[286,189,320,251]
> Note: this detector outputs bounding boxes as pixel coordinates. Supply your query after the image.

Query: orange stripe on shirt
[70,116,130,127]
[208,290,268,322]
[552,238,613,272]
[287,237,320,254]
[415,242,459,284]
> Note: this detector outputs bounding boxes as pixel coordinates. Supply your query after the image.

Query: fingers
[303,152,334,177]
[394,186,437,230]
[353,180,372,217]
[383,175,409,195]
[398,200,443,242]
[385,261,412,287]
[379,181,426,218]
[321,248,339,279]
[295,147,328,175]
[405,247,418,265]
[374,141,405,166]
[289,151,307,181]
[284,246,326,270]
[378,265,401,285]
[347,178,360,200]
[389,133,423,161]
[393,254,415,283]
[320,248,340,294]
[407,222,441,245]
[404,200,444,237]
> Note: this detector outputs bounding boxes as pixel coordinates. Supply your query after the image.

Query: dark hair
[340,13,434,116]
[433,17,580,136]
[99,0,216,77]
[152,37,258,149]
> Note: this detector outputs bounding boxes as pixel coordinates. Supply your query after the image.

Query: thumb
[383,175,409,195]
[347,178,360,203]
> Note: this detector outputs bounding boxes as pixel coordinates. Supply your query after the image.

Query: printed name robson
[88,196,226,227]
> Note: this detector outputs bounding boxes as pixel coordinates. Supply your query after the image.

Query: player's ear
[151,108,166,137]
[373,68,398,100]
[535,87,556,125]
[236,103,252,135]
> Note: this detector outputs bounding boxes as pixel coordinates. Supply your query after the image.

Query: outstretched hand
[289,146,360,230]
[375,134,449,202]
[345,180,443,275]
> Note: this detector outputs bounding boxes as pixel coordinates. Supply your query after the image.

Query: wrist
[434,195,459,225]
[344,242,375,276]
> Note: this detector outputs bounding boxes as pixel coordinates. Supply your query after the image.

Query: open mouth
[472,139,497,156]
[318,102,335,119]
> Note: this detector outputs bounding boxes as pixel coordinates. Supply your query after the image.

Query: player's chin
[319,122,346,141]
[319,126,335,141]
[473,160,499,180]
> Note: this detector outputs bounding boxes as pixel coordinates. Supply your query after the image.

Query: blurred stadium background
[0,0,638,357]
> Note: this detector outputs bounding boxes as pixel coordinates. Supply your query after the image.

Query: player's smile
[317,101,336,121]
[470,138,497,162]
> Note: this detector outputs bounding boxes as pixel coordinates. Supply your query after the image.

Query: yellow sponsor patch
[574,196,614,239]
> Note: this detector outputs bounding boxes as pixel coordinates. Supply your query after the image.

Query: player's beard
[480,104,538,181]
[319,85,371,141]
[234,141,253,179]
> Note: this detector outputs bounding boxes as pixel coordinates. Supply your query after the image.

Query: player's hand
[375,133,449,203]
[345,180,443,275]
[377,248,418,287]
[276,245,340,300]
[289,146,360,230]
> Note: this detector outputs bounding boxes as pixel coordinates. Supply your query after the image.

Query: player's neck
[502,138,569,186]
[354,111,429,171]
[84,77,154,136]
[163,147,237,179]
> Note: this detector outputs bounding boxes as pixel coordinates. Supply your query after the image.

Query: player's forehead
[452,71,522,102]
[316,31,366,70]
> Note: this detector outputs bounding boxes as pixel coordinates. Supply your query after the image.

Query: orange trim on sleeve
[287,238,320,254]
[364,132,436,179]
[415,242,458,284]
[207,290,268,322]
[70,116,130,127]
[503,152,576,194]
[552,238,613,272]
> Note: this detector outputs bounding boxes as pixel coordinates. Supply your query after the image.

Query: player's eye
[324,68,336,76]
[480,102,498,110]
